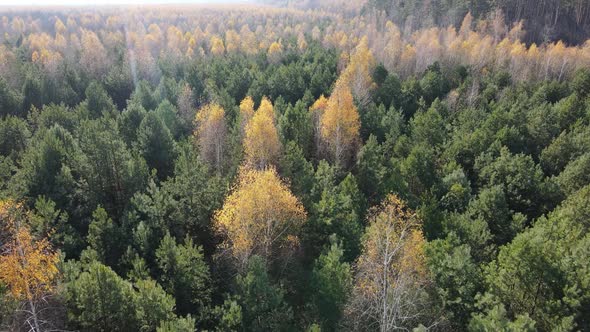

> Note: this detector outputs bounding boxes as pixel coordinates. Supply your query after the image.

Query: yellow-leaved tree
[267,40,283,64]
[214,167,306,269]
[320,78,360,167]
[243,97,282,169]
[80,29,108,78]
[194,103,227,173]
[238,96,255,135]
[0,200,59,332]
[310,94,328,156]
[341,37,376,107]
[345,195,433,331]
[210,35,225,56]
[225,29,240,53]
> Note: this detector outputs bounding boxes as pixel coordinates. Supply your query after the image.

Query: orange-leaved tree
[320,78,360,167]
[0,200,59,332]
[214,167,306,270]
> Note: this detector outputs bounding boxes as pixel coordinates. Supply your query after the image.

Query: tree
[11,124,86,224]
[481,185,590,331]
[214,167,306,269]
[155,100,182,139]
[133,279,177,332]
[87,206,124,268]
[466,185,524,246]
[469,300,536,332]
[374,73,401,109]
[308,174,365,262]
[162,142,225,253]
[84,81,116,118]
[321,79,360,167]
[311,240,352,331]
[79,118,149,219]
[65,260,183,332]
[279,100,313,155]
[118,102,147,146]
[65,262,137,331]
[0,200,59,332]
[400,143,439,200]
[0,78,22,117]
[80,29,108,78]
[0,115,30,160]
[267,41,283,64]
[194,103,227,173]
[156,316,196,332]
[426,236,482,329]
[410,99,447,148]
[555,152,590,196]
[419,63,448,104]
[346,195,435,331]
[137,112,176,180]
[22,74,43,114]
[235,256,294,331]
[280,141,315,208]
[356,134,387,205]
[210,35,225,56]
[243,97,282,169]
[128,142,225,260]
[310,94,328,157]
[176,83,196,128]
[476,147,548,218]
[211,296,242,331]
[155,232,211,315]
[341,37,375,108]
[105,64,134,110]
[572,68,590,97]
[238,96,255,135]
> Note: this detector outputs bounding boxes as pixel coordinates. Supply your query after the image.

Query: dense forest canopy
[1,1,590,331]
[262,0,590,44]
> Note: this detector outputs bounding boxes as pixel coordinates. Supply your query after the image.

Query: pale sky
[0,0,250,6]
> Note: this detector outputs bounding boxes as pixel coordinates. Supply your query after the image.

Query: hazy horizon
[0,0,252,7]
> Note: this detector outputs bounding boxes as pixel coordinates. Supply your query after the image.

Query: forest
[0,0,590,331]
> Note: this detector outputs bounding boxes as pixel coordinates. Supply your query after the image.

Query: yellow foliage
[400,43,417,76]
[351,195,428,324]
[214,167,306,267]
[320,80,360,165]
[0,200,59,302]
[239,95,255,133]
[225,29,240,53]
[257,96,274,117]
[344,37,376,105]
[243,97,281,169]
[297,33,307,51]
[459,12,473,36]
[186,46,194,58]
[80,29,107,77]
[239,25,257,55]
[54,18,66,35]
[267,40,282,63]
[210,35,225,56]
[310,94,328,114]
[31,50,40,62]
[195,103,227,172]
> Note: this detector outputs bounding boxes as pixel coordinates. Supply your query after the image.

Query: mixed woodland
[1,0,590,331]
